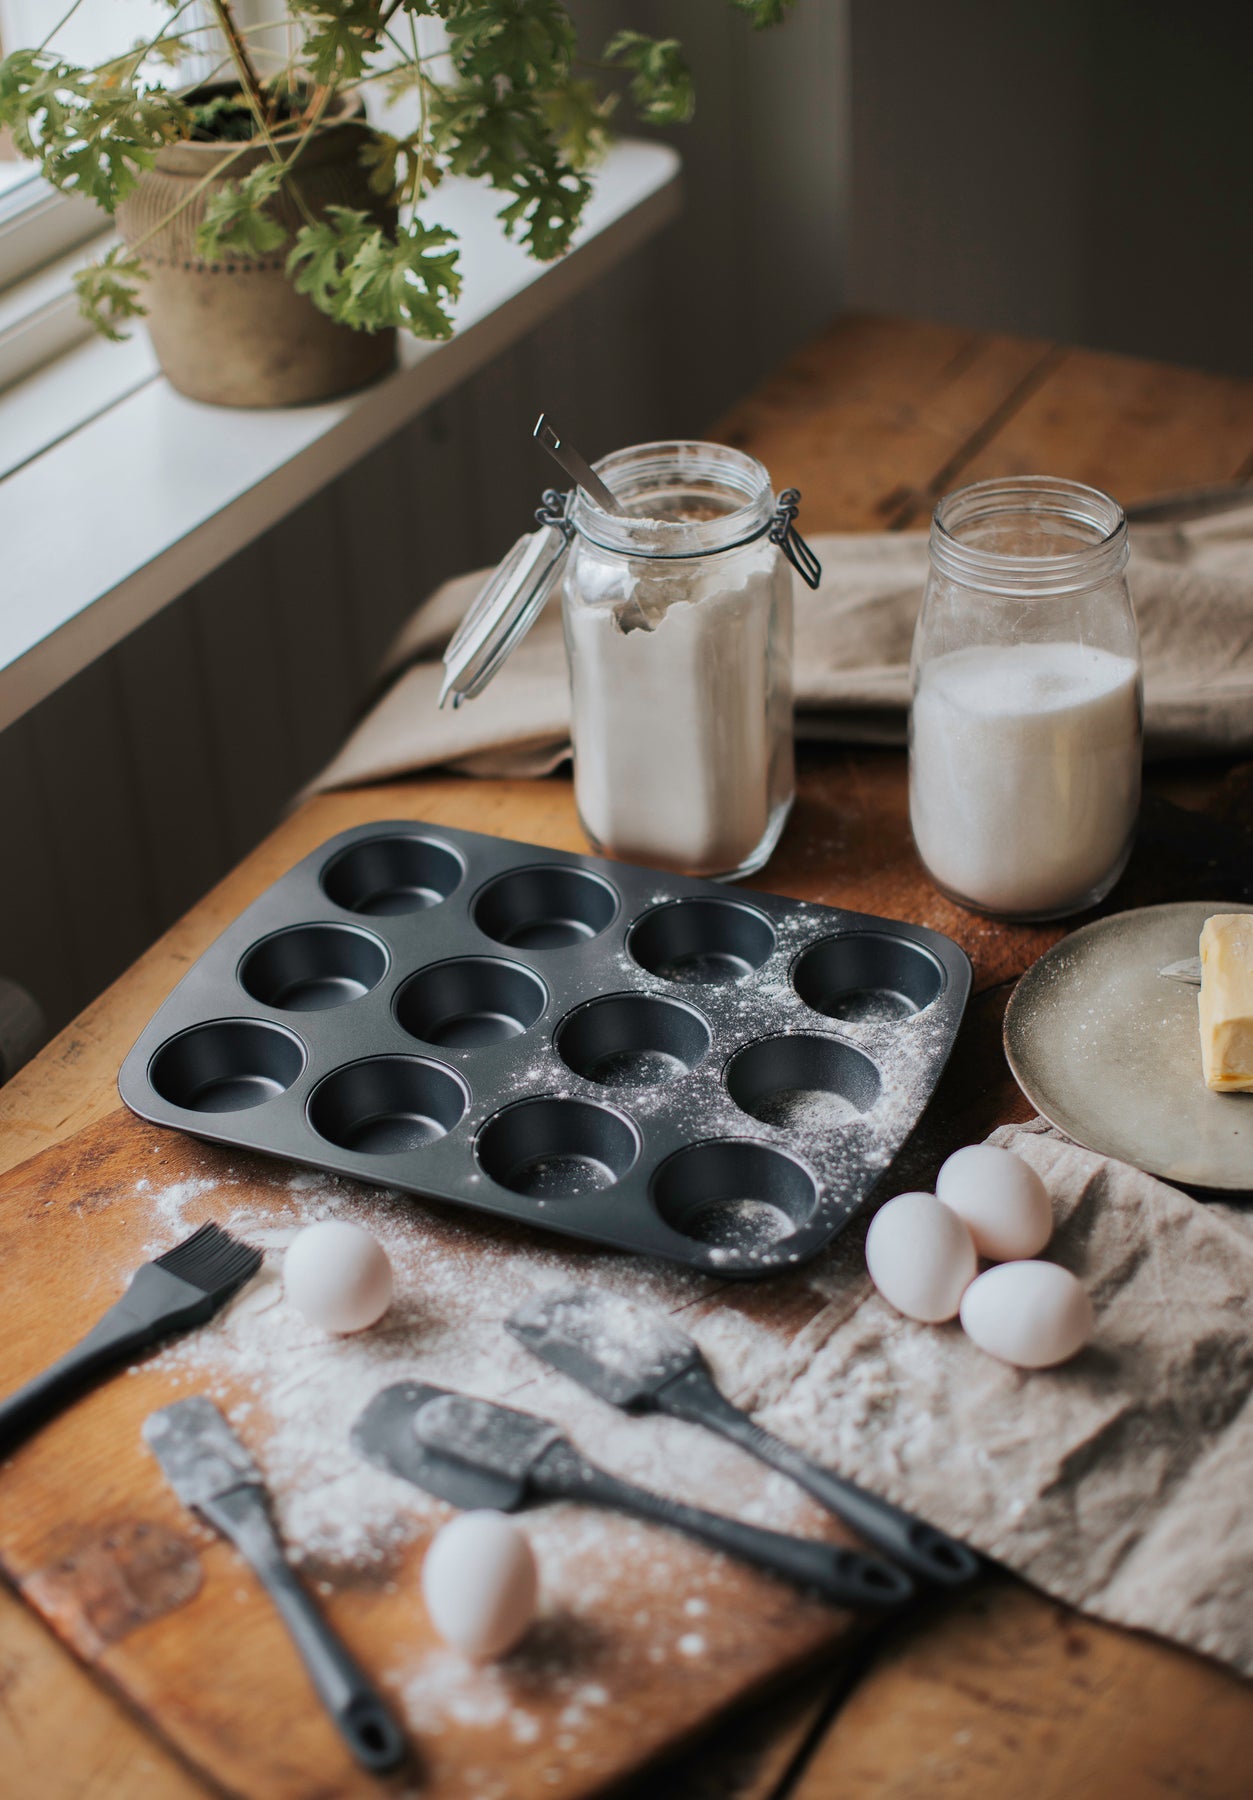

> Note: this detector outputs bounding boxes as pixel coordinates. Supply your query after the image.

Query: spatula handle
[533,1441,911,1609]
[658,1368,980,1587]
[204,1488,407,1774]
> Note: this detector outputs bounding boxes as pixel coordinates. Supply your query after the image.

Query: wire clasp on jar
[770,489,822,589]
[536,488,577,539]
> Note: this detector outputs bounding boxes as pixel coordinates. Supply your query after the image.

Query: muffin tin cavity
[793,932,945,1024]
[308,1055,467,1154]
[120,819,971,1278]
[652,1142,817,1257]
[477,1098,640,1199]
[322,834,463,915]
[240,923,387,1012]
[149,1019,304,1114]
[474,866,617,950]
[725,1034,881,1131]
[629,898,775,984]
[395,957,548,1049]
[556,994,711,1089]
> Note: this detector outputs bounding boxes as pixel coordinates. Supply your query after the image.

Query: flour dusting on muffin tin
[119,822,971,1277]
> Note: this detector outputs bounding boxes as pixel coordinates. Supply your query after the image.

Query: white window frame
[0,173,101,290]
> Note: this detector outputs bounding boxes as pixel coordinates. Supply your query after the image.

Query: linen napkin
[308,503,1253,794]
[742,1118,1253,1678]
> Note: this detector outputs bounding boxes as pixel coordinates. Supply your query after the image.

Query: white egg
[935,1144,1052,1261]
[960,1261,1093,1368]
[282,1220,393,1334]
[865,1191,978,1322]
[421,1511,539,1661]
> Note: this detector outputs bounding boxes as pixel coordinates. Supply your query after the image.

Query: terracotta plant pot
[116,90,396,408]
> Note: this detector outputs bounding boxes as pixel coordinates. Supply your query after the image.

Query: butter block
[1198,914,1253,1092]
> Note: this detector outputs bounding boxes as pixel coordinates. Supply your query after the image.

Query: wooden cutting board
[0,1109,881,1800]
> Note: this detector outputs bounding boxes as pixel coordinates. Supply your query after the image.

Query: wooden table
[2,313,1251,1798]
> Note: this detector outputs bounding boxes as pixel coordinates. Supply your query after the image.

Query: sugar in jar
[909,477,1142,920]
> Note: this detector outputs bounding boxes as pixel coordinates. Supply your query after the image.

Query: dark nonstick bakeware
[119,821,971,1278]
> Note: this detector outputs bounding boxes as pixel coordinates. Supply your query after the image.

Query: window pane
[1,2,171,65]
[0,163,39,199]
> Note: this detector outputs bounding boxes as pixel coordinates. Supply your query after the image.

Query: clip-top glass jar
[442,440,820,880]
[909,476,1142,921]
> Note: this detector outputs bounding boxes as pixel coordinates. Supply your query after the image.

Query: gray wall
[1,1,851,1041]
[848,0,1253,376]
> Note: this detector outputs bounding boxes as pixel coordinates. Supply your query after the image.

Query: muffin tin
[119,821,971,1277]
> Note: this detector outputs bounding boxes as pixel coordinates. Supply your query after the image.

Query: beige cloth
[310,504,1253,793]
[768,1118,1253,1678]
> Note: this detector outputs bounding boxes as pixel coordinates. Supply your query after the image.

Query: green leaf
[195,161,288,261]
[286,207,363,313]
[541,78,616,169]
[287,206,462,338]
[289,1,385,87]
[358,131,397,197]
[604,31,694,126]
[428,77,591,257]
[73,246,149,341]
[0,47,188,211]
[495,154,590,260]
[731,0,797,27]
[145,36,184,70]
[445,1,574,85]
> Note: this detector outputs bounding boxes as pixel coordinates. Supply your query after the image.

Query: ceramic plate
[1004,901,1253,1193]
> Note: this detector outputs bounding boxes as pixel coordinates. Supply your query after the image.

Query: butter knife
[1158,957,1202,986]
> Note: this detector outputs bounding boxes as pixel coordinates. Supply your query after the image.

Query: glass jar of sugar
[442,440,820,880]
[909,476,1142,920]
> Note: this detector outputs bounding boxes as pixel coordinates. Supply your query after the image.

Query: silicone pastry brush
[507,1286,980,1587]
[0,1223,262,1456]
[145,1397,406,1774]
[352,1382,913,1610]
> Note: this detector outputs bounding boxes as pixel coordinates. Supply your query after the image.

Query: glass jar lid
[439,520,570,708]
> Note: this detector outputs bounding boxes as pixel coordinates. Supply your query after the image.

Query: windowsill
[0,140,681,733]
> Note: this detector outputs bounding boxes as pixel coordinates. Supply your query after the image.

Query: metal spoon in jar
[533,413,625,514]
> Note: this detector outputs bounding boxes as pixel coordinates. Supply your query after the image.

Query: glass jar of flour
[909,476,1142,920]
[442,440,820,879]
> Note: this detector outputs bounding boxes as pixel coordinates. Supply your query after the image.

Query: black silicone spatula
[352,1382,912,1610]
[507,1286,980,1587]
[144,1397,407,1775]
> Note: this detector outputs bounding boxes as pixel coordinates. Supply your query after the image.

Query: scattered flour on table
[138,1158,841,1754]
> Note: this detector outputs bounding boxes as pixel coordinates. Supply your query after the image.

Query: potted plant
[0,2,793,408]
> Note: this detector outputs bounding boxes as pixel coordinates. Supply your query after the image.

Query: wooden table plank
[713,313,1057,530]
[788,1578,1253,1800]
[2,313,1252,1797]
[956,343,1253,501]
[0,1597,202,1800]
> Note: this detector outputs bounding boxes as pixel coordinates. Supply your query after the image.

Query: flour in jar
[909,641,1141,917]
[562,544,793,877]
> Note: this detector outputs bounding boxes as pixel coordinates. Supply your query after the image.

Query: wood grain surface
[0,1111,873,1800]
[1,313,1251,1797]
